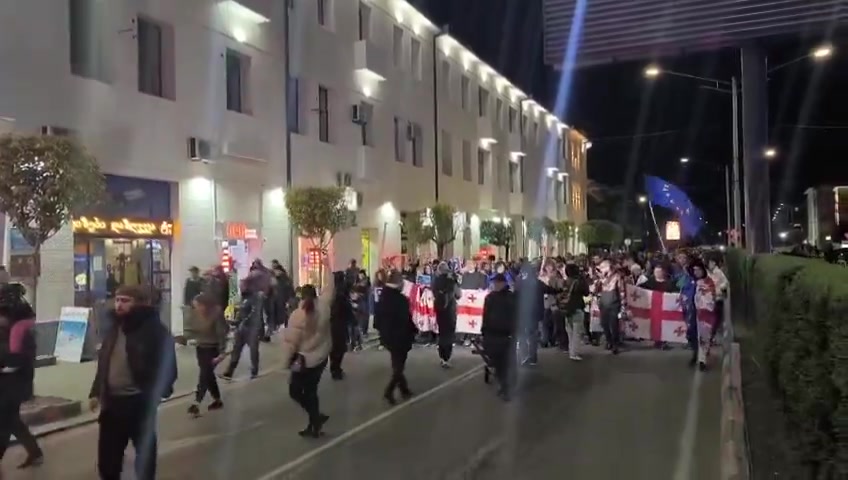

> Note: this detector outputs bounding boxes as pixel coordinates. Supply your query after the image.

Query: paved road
[1,343,721,480]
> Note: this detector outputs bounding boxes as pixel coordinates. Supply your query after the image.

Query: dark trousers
[519,316,540,363]
[289,360,327,425]
[330,340,346,375]
[541,309,555,346]
[226,326,260,377]
[438,330,454,362]
[483,336,515,393]
[684,304,698,351]
[552,311,568,350]
[385,349,411,396]
[348,322,363,348]
[97,394,157,480]
[599,306,620,347]
[195,345,221,403]
[0,399,41,460]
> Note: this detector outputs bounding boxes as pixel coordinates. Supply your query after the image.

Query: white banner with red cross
[590,284,716,344]
[401,283,486,335]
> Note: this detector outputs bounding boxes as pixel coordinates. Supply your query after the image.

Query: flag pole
[648,201,666,252]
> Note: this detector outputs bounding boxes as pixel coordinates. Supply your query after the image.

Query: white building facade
[0,0,589,332]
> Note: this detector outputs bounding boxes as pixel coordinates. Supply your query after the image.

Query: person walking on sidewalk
[88,285,177,480]
[221,272,264,380]
[0,283,43,472]
[187,292,228,417]
[374,270,417,405]
[280,256,333,438]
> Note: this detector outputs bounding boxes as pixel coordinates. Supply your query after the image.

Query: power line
[776,123,848,130]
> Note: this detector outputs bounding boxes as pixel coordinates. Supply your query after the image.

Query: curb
[27,335,383,439]
[720,342,751,480]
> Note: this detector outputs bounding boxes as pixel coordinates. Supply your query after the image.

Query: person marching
[594,259,628,355]
[374,270,417,405]
[0,283,43,473]
[431,262,461,368]
[280,256,333,438]
[187,292,228,417]
[221,272,264,380]
[481,273,518,401]
[329,271,353,380]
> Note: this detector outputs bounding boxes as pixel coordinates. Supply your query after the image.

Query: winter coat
[0,318,36,403]
[374,287,417,352]
[279,271,334,368]
[481,289,517,338]
[89,306,177,405]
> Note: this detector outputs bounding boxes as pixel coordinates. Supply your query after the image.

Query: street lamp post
[646,66,742,245]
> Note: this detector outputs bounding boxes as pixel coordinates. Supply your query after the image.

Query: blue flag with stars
[644,175,704,237]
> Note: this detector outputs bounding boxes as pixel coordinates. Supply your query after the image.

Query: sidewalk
[22,340,289,432]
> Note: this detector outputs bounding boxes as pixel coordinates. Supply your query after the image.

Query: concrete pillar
[741,45,772,253]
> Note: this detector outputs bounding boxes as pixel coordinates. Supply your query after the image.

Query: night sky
[413,0,848,236]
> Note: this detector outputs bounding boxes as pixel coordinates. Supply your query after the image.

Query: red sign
[307,248,322,267]
[225,222,247,240]
[221,247,232,273]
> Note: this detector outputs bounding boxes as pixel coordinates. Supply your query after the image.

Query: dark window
[226,50,244,113]
[318,85,329,143]
[137,18,163,97]
[477,148,486,185]
[478,88,488,117]
[394,117,404,162]
[287,76,300,133]
[69,0,103,80]
[317,0,327,26]
[509,163,516,193]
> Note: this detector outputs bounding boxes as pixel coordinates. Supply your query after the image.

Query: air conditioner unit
[187,137,213,162]
[351,104,363,124]
[406,124,416,140]
[40,125,72,136]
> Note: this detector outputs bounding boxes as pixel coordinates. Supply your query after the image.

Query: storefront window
[72,216,174,334]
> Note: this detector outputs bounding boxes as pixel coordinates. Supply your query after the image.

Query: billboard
[665,221,681,241]
[543,0,847,67]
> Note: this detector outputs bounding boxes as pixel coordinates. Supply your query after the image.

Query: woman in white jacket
[280,257,334,438]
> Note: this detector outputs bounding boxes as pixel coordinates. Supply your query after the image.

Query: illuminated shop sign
[73,216,174,237]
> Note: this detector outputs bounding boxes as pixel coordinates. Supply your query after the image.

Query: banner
[402,285,487,335]
[590,285,715,344]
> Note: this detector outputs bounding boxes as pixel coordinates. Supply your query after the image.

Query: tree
[426,203,460,259]
[401,210,433,257]
[479,220,515,260]
[553,220,575,253]
[579,219,624,247]
[0,134,106,308]
[285,186,352,284]
[526,217,555,254]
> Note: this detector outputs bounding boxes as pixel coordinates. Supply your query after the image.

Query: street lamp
[644,65,661,78]
[812,44,833,60]
[680,157,690,164]
[764,148,777,159]
[638,195,647,204]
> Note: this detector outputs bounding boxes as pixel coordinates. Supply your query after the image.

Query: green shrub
[726,253,848,478]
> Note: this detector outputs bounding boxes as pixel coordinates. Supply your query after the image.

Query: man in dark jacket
[375,271,417,405]
[431,262,461,368]
[88,285,177,480]
[221,273,264,380]
[514,263,556,366]
[481,273,518,401]
[329,271,354,380]
[0,283,42,469]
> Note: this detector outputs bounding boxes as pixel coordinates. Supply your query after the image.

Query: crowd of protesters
[0,245,727,478]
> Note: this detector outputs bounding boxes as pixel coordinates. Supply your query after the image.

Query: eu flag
[644,175,704,237]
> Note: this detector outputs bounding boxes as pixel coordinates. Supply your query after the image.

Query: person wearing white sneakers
[558,264,590,361]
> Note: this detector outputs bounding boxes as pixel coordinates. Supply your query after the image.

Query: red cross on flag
[625,285,715,343]
[456,289,488,335]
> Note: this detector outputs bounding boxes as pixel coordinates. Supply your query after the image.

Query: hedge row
[726,248,848,478]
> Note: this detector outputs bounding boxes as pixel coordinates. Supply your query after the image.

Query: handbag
[289,353,306,372]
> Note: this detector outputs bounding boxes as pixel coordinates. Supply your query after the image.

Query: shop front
[72,175,174,333]
[216,221,262,281]
[72,216,174,328]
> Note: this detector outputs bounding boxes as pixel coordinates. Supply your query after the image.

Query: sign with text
[73,216,174,238]
[53,306,91,363]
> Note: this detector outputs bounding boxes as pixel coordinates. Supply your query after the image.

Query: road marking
[256,366,483,480]
[672,370,704,480]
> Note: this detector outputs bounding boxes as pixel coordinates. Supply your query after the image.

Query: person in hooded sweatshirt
[431,261,461,368]
[0,283,42,472]
[280,256,333,438]
[88,285,177,480]
[329,271,354,380]
[374,270,417,405]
